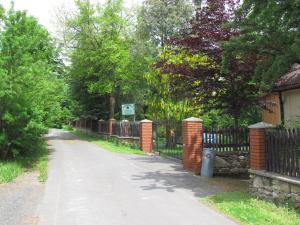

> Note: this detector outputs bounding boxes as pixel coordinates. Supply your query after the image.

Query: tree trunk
[234,116,239,128]
[109,94,116,119]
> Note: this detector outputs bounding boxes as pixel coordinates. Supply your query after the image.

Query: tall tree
[137,0,194,48]
[135,0,196,121]
[226,0,300,89]
[65,0,131,119]
[0,7,67,159]
[158,0,260,126]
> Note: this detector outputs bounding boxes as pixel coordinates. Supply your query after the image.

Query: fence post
[139,119,153,153]
[98,119,104,133]
[248,122,273,171]
[182,117,203,174]
[108,119,116,136]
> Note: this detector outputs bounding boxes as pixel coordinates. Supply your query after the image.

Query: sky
[1,0,141,34]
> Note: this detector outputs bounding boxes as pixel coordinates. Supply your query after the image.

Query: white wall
[282,89,300,126]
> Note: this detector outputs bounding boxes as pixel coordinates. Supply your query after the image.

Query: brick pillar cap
[248,122,274,129]
[98,119,104,121]
[183,117,203,122]
[140,119,152,123]
[109,118,116,121]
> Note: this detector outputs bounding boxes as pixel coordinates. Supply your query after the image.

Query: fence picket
[266,128,300,178]
[203,126,249,153]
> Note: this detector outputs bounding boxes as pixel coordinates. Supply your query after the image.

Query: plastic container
[201,148,216,177]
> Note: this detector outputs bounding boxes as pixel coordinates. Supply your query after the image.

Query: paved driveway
[37,129,240,225]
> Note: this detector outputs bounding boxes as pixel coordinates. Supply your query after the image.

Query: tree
[134,0,196,121]
[0,6,67,159]
[137,0,194,48]
[226,0,300,90]
[64,0,137,119]
[158,0,260,126]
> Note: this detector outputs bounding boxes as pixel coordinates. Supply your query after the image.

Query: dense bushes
[0,8,70,159]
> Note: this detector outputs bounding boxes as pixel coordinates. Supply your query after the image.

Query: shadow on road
[46,129,248,199]
[129,156,248,198]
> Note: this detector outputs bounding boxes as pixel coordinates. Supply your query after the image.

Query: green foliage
[145,68,199,122]
[137,0,194,47]
[227,0,300,90]
[65,0,136,119]
[0,7,68,159]
[203,191,300,225]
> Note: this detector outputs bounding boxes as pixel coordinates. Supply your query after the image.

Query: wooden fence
[203,127,249,152]
[266,128,300,178]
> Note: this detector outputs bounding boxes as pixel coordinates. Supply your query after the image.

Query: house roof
[274,64,300,91]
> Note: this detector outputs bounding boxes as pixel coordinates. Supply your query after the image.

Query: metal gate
[152,121,183,159]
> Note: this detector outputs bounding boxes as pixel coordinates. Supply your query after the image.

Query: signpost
[122,104,135,121]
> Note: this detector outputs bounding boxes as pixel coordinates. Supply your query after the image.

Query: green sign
[122,104,135,116]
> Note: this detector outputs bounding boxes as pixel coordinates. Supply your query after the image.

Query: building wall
[282,88,300,126]
[262,92,281,125]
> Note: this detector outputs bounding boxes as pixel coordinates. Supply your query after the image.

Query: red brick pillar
[108,119,115,136]
[248,122,273,170]
[140,120,153,153]
[98,119,104,133]
[182,117,203,174]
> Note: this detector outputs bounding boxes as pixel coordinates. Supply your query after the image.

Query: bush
[0,8,66,159]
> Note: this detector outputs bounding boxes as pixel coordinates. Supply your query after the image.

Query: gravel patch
[0,172,44,225]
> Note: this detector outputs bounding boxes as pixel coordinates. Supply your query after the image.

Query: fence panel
[112,122,121,136]
[99,121,109,133]
[266,128,300,178]
[152,122,182,159]
[203,127,249,152]
[111,121,140,137]
[91,120,99,132]
[128,122,140,137]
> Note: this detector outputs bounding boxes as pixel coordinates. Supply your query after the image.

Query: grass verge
[73,130,144,155]
[202,191,300,225]
[0,142,48,183]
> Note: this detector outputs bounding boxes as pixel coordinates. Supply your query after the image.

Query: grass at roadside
[73,130,144,155]
[62,124,74,131]
[0,143,48,183]
[202,191,300,225]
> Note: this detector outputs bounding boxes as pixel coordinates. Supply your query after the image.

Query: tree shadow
[129,155,248,198]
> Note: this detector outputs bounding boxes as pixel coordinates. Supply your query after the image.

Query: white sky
[1,0,141,34]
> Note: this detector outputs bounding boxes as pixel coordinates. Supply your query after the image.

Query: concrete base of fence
[214,152,249,175]
[249,169,300,210]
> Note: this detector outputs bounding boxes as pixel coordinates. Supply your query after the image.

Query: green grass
[62,124,74,131]
[73,130,145,155]
[202,191,300,225]
[0,143,49,183]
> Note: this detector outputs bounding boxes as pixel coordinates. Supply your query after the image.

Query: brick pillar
[98,119,104,133]
[140,119,153,153]
[182,117,203,174]
[248,122,273,171]
[108,119,115,136]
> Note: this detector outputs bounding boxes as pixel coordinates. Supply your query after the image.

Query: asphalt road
[36,129,238,225]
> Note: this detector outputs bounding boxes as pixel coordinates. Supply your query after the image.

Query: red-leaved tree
[158,0,261,126]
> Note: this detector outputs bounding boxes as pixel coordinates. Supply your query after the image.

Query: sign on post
[122,104,135,116]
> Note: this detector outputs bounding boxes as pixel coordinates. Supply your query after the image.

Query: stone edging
[249,169,300,186]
